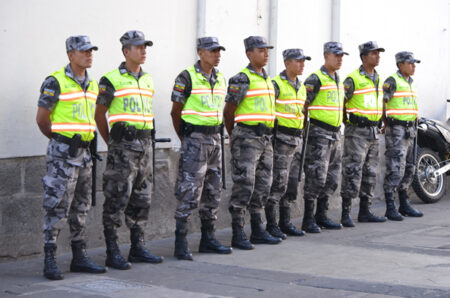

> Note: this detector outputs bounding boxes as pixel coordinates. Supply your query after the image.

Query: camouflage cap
[244,36,274,51]
[358,41,385,55]
[197,36,225,51]
[120,30,153,47]
[66,35,98,52]
[282,48,311,61]
[395,51,421,63]
[323,41,348,55]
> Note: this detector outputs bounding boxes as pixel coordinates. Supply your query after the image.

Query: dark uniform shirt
[272,69,300,99]
[38,64,91,110]
[171,60,219,104]
[303,65,341,104]
[225,64,268,106]
[96,62,145,107]
[343,65,380,100]
[383,70,414,103]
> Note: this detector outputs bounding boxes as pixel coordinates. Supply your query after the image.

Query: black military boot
[43,243,64,280]
[398,190,423,217]
[315,198,342,230]
[358,197,387,223]
[104,228,131,270]
[199,219,232,254]
[341,197,355,228]
[231,218,255,250]
[174,219,193,260]
[129,227,164,263]
[70,240,107,273]
[385,192,403,221]
[265,205,287,240]
[279,206,305,236]
[250,213,282,245]
[302,200,321,233]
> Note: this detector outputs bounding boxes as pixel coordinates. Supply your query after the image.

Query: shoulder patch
[229,84,239,93]
[383,83,390,89]
[174,83,185,93]
[43,88,55,96]
[305,84,315,92]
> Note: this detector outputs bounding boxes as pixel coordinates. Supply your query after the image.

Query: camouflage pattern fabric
[174,133,222,221]
[383,125,416,194]
[102,137,153,230]
[228,125,273,219]
[280,148,302,207]
[267,133,302,208]
[341,125,380,200]
[303,125,342,203]
[42,139,92,244]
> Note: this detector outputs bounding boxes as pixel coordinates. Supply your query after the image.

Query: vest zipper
[136,77,146,129]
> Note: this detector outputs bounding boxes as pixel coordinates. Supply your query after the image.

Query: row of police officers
[36,31,423,280]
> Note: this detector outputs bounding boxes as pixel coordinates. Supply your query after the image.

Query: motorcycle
[412,117,450,203]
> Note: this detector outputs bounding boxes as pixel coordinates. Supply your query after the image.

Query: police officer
[36,36,106,280]
[170,37,232,261]
[265,49,310,239]
[223,36,282,250]
[95,30,163,270]
[301,42,347,233]
[340,41,387,227]
[382,51,423,220]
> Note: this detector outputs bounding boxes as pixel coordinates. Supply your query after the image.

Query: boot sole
[70,266,107,274]
[199,248,232,254]
[399,211,423,217]
[250,238,282,245]
[44,273,64,280]
[386,216,404,221]
[128,256,164,264]
[106,260,132,270]
[358,218,387,223]
[231,243,255,250]
[174,254,193,261]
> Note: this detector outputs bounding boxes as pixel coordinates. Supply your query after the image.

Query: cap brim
[286,55,311,61]
[79,45,98,51]
[255,45,274,49]
[203,45,226,51]
[376,48,385,52]
[129,40,153,47]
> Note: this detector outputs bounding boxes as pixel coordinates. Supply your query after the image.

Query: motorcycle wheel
[412,147,446,203]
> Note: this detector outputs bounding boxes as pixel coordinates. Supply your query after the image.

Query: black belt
[277,125,303,137]
[183,123,221,135]
[237,123,273,136]
[348,113,380,128]
[110,123,153,141]
[310,118,341,132]
[51,133,90,148]
[386,117,416,127]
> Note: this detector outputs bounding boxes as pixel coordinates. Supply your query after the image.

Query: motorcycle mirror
[418,123,428,132]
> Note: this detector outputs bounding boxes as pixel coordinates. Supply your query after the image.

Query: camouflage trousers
[383,125,416,194]
[267,136,302,208]
[42,139,92,244]
[341,125,380,200]
[280,148,303,206]
[102,138,152,230]
[303,125,342,203]
[174,133,222,221]
[228,125,273,219]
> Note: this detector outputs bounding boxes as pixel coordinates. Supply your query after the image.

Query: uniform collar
[65,63,92,83]
[396,70,413,84]
[247,63,268,79]
[194,60,218,78]
[320,65,339,82]
[118,61,145,77]
[280,69,300,89]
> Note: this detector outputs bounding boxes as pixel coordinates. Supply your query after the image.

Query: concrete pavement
[1,191,450,297]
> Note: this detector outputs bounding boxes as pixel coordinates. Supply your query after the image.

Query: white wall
[0,0,449,158]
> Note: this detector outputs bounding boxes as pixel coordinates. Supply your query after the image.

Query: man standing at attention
[95,30,163,270]
[170,37,232,261]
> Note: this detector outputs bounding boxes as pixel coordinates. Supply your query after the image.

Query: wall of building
[0,0,448,260]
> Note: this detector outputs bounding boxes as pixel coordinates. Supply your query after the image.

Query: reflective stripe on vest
[273,74,305,129]
[234,68,276,127]
[105,68,154,129]
[181,66,226,126]
[385,72,418,121]
[50,66,98,141]
[308,69,344,127]
[345,68,383,121]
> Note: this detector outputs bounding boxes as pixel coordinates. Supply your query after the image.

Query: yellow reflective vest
[272,74,305,129]
[50,66,97,141]
[385,72,418,121]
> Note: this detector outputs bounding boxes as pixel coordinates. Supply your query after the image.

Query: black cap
[66,35,98,52]
[244,36,274,51]
[197,37,225,51]
[120,30,153,47]
[395,51,421,64]
[323,41,348,55]
[282,48,311,61]
[359,41,385,55]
